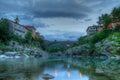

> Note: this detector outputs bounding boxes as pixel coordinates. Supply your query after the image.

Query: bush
[10,34,24,44]
[78,36,90,45]
[90,30,111,44]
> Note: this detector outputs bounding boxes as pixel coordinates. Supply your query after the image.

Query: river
[0,57,120,80]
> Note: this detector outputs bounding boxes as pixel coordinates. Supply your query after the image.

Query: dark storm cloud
[0,0,119,19]
[0,0,119,40]
[33,11,88,19]
[0,0,94,19]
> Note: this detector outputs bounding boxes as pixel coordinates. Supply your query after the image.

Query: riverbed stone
[42,74,54,80]
[4,52,19,56]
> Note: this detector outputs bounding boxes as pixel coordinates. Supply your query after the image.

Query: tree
[10,34,24,44]
[38,37,46,50]
[111,7,120,22]
[0,18,9,43]
[98,14,112,29]
[25,31,32,43]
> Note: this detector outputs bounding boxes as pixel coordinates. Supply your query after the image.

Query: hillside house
[86,25,99,36]
[8,17,27,38]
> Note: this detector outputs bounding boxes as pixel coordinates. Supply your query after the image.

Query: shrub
[90,30,111,44]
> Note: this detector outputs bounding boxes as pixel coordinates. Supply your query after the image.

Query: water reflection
[0,58,119,80]
[54,69,58,77]
[79,71,82,78]
[68,70,70,78]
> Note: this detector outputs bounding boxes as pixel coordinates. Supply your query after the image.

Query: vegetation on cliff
[68,6,120,57]
[0,18,46,51]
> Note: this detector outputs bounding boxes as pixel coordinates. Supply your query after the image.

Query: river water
[0,57,120,80]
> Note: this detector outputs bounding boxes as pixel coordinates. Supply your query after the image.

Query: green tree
[0,18,9,43]
[10,34,24,44]
[38,37,46,50]
[25,31,32,43]
[111,7,120,22]
[98,14,112,29]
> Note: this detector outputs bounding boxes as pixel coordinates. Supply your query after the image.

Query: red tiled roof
[25,26,36,31]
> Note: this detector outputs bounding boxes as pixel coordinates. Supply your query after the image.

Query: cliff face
[65,32,120,58]
[95,32,120,57]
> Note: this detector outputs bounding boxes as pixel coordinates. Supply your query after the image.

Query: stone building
[25,26,36,38]
[86,25,99,36]
[8,17,28,38]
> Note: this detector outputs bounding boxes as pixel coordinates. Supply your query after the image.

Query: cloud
[84,18,92,22]
[0,0,93,19]
[44,31,84,41]
[0,0,120,40]
[0,0,119,19]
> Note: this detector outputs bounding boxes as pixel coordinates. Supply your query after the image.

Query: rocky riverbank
[0,47,48,59]
[63,32,120,59]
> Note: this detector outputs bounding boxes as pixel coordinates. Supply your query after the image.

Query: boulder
[0,55,9,59]
[42,74,54,80]
[95,68,104,74]
[65,44,92,57]
[111,55,120,59]
[4,52,19,56]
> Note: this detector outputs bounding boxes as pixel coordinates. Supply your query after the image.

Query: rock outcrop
[0,47,48,59]
[65,44,92,57]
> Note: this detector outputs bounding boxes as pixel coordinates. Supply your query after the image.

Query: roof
[86,25,98,31]
[25,26,36,30]
[7,19,25,27]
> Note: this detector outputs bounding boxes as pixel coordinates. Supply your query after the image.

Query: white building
[86,25,98,36]
[8,20,28,38]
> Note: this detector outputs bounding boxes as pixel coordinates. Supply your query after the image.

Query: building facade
[86,25,98,36]
[8,20,28,38]
[25,26,36,38]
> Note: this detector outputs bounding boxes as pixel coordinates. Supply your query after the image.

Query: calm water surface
[0,58,120,80]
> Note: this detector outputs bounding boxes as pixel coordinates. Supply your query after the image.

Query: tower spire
[15,16,19,24]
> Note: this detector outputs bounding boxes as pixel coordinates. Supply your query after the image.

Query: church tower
[14,16,19,24]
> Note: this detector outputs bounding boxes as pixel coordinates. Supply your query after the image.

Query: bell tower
[15,16,19,24]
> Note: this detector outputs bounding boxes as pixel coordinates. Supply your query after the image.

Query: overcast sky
[0,0,120,41]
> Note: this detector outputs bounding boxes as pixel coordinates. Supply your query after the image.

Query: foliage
[25,31,32,43]
[98,14,112,29]
[98,6,120,30]
[114,26,120,31]
[107,32,120,44]
[47,47,66,53]
[10,34,25,44]
[38,37,46,50]
[78,36,89,45]
[90,30,111,44]
[0,18,10,43]
[111,7,120,22]
[0,42,6,49]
